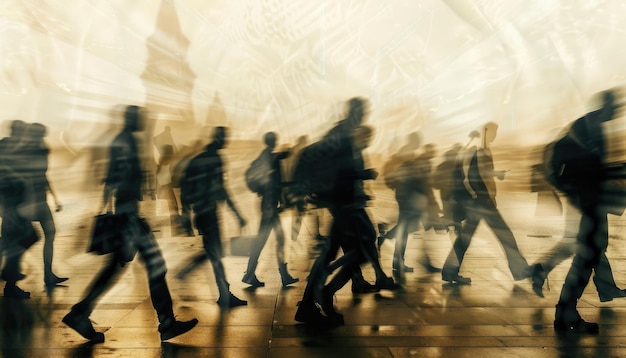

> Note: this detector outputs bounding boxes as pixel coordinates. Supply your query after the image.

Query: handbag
[87,212,127,255]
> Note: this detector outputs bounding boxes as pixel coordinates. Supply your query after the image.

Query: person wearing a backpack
[546,89,624,334]
[177,126,248,308]
[242,132,299,288]
[441,122,534,286]
[295,99,396,325]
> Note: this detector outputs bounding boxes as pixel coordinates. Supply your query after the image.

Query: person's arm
[463,150,477,199]
[46,180,62,212]
[224,191,246,228]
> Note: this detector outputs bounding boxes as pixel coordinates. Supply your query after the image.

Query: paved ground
[3,177,626,358]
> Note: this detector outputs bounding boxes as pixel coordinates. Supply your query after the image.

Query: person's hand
[496,170,509,180]
[365,168,378,180]
[238,215,247,228]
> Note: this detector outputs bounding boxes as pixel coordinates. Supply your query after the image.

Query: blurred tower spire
[141,0,196,129]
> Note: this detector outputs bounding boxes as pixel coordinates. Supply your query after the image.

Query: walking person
[545,90,625,333]
[295,98,395,325]
[242,132,299,288]
[178,126,248,307]
[14,123,67,288]
[441,122,533,284]
[63,105,198,343]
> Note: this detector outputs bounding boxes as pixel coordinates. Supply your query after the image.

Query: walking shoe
[295,301,344,326]
[531,264,547,298]
[392,265,414,273]
[375,276,401,290]
[554,317,599,334]
[281,275,299,288]
[217,293,247,308]
[159,318,199,341]
[351,281,380,293]
[4,284,30,299]
[279,263,299,287]
[62,310,105,343]
[45,274,69,287]
[599,288,626,303]
[242,273,265,287]
[442,272,471,285]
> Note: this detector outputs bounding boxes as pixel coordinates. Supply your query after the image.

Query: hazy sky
[1,0,626,152]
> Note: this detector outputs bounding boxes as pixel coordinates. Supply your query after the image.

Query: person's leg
[133,216,198,339]
[197,211,246,307]
[38,204,67,286]
[555,205,605,333]
[274,214,298,286]
[243,201,272,286]
[593,252,626,301]
[64,254,121,342]
[442,200,477,283]
[481,203,530,280]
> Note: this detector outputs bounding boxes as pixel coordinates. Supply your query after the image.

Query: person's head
[9,120,27,138]
[296,135,308,146]
[482,122,498,147]
[354,125,374,150]
[160,144,174,162]
[212,126,228,149]
[345,97,369,128]
[421,143,437,159]
[406,131,422,150]
[600,89,620,120]
[31,123,46,138]
[263,132,277,149]
[124,105,144,132]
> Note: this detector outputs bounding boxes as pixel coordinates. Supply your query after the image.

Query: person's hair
[124,105,141,131]
[29,123,47,139]
[213,126,227,141]
[10,120,26,137]
[263,132,277,147]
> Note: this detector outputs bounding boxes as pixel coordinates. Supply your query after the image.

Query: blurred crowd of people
[1,89,625,343]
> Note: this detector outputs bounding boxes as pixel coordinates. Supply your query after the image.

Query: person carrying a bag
[63,105,198,343]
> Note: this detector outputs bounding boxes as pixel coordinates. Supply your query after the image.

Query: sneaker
[217,293,247,308]
[4,284,30,299]
[159,318,199,341]
[242,274,265,287]
[62,310,105,343]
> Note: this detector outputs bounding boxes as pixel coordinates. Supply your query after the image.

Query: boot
[554,302,599,334]
[279,263,299,287]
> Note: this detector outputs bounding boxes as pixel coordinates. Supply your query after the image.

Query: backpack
[382,154,404,189]
[180,152,215,210]
[245,152,271,194]
[451,149,473,202]
[544,132,602,193]
[288,140,341,207]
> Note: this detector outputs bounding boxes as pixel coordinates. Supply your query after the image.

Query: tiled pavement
[4,181,626,358]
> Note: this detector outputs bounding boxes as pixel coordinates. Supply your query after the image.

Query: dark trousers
[246,197,286,275]
[443,198,530,280]
[558,202,608,306]
[195,210,231,298]
[73,200,174,326]
[300,207,375,306]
